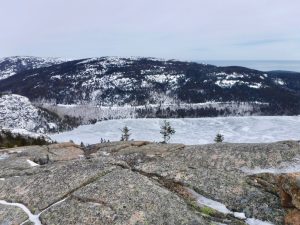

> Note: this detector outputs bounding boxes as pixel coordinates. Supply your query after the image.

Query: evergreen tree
[160,120,175,143]
[120,125,131,141]
[80,142,85,148]
[214,133,224,143]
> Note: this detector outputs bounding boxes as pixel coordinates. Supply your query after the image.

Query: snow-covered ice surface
[50,116,300,145]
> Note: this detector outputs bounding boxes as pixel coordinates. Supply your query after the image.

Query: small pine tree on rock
[214,133,224,143]
[160,120,175,143]
[120,125,131,141]
[80,142,85,148]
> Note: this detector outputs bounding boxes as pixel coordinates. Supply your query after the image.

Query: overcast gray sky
[1,0,299,60]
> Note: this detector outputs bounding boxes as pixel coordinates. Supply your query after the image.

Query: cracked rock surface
[0,204,28,224]
[0,141,300,224]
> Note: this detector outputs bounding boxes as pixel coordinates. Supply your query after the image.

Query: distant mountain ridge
[199,60,300,73]
[0,56,300,117]
[0,56,68,80]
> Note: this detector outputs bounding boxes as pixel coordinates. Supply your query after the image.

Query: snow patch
[0,200,41,225]
[248,83,262,89]
[0,153,9,160]
[0,197,68,225]
[187,188,274,224]
[215,80,239,88]
[234,212,246,219]
[50,75,62,80]
[241,157,300,174]
[273,78,285,85]
[26,159,39,167]
[215,80,263,89]
[194,191,231,214]
[47,123,57,129]
[246,218,274,225]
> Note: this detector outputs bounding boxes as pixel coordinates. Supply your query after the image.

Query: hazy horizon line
[1,55,300,62]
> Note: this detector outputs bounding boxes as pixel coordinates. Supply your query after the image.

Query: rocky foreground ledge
[0,141,300,225]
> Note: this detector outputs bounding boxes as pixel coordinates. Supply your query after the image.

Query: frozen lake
[50,116,300,145]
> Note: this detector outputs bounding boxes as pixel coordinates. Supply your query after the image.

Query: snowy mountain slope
[0,56,68,80]
[0,94,53,132]
[0,94,80,133]
[1,57,300,116]
[267,70,300,92]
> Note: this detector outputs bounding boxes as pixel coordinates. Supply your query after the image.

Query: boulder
[278,173,300,209]
[277,173,300,225]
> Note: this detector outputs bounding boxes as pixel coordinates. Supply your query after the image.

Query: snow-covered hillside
[0,94,80,133]
[0,56,67,80]
[50,116,300,145]
[0,94,53,132]
[1,56,300,117]
[40,101,267,124]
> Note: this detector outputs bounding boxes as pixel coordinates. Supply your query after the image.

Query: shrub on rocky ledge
[0,129,49,148]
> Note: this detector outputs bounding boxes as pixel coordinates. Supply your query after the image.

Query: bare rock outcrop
[0,140,300,225]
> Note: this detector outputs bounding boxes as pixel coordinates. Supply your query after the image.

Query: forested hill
[1,56,300,116]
